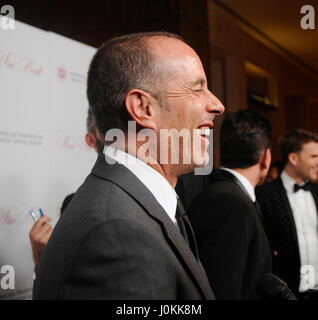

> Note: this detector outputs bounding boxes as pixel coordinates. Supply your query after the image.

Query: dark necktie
[293,182,312,193]
[175,198,199,260]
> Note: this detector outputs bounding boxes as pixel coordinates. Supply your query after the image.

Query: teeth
[197,128,210,136]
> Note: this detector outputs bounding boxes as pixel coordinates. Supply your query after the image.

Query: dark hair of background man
[220,110,272,169]
[278,129,318,167]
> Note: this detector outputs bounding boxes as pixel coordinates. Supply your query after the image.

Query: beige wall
[207,0,318,164]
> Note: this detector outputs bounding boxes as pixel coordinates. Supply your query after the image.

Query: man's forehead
[146,36,207,87]
[301,141,318,152]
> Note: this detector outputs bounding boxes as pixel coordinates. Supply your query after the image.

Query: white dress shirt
[222,168,256,202]
[281,170,318,291]
[105,146,177,224]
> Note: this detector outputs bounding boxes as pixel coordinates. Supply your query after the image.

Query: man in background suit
[189,110,273,299]
[32,32,224,299]
[256,129,318,300]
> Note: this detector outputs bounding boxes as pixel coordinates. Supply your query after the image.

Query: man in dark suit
[32,32,224,299]
[256,129,318,300]
[189,110,273,299]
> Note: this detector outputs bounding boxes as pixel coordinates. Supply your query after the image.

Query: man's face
[151,37,224,172]
[293,141,318,182]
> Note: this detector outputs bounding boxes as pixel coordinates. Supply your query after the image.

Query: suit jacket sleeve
[191,190,254,299]
[60,219,177,299]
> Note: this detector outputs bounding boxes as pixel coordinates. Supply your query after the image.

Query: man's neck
[145,162,179,188]
[284,164,305,184]
[122,142,179,188]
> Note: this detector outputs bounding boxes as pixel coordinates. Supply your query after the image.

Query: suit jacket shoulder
[188,169,272,299]
[256,178,282,203]
[33,153,214,300]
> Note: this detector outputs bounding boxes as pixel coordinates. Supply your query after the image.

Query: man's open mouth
[197,127,211,138]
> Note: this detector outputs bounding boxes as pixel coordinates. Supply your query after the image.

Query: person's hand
[29,215,53,267]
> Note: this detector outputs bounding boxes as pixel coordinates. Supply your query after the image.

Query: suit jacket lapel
[276,177,300,251]
[91,153,214,300]
[310,185,318,216]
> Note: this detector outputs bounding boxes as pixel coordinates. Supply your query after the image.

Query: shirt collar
[281,170,303,194]
[105,146,177,223]
[222,168,256,202]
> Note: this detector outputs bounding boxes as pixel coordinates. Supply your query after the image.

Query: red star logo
[57,65,67,80]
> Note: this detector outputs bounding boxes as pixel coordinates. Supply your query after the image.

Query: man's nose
[205,90,225,115]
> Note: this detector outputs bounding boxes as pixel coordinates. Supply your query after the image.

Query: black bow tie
[293,182,312,193]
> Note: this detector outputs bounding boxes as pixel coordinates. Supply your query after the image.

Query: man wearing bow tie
[256,129,318,300]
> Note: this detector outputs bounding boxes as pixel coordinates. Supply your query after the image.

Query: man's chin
[308,174,318,183]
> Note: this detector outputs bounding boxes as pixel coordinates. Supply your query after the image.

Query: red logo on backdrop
[0,50,43,76]
[57,65,67,81]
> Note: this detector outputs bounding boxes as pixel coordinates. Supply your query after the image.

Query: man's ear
[125,89,157,130]
[85,132,97,150]
[260,148,271,170]
[288,152,298,166]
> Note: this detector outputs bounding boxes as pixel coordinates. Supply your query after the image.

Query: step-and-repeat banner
[0,18,96,299]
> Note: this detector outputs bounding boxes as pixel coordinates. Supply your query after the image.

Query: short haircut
[278,129,318,166]
[220,110,272,169]
[87,32,184,137]
[86,107,104,153]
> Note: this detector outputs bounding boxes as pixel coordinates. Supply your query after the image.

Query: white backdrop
[0,18,96,299]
